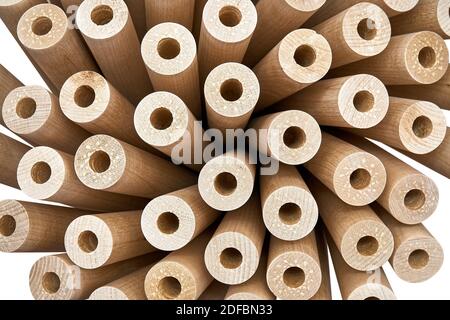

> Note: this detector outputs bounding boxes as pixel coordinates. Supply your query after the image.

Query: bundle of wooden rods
[0,0,448,300]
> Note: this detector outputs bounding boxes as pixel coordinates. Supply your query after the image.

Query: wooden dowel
[141,184,219,251]
[249,110,322,165]
[145,228,214,300]
[74,134,197,198]
[199,281,229,300]
[123,0,147,41]
[198,150,256,211]
[304,132,387,206]
[243,0,326,67]
[144,0,196,31]
[260,164,318,241]
[3,86,91,154]
[205,62,260,133]
[253,29,332,111]
[198,0,257,83]
[17,146,148,211]
[0,200,89,253]
[17,4,100,93]
[266,233,322,300]
[390,0,450,39]
[204,194,266,285]
[310,226,332,300]
[77,0,153,104]
[373,203,444,283]
[65,211,156,269]
[60,0,82,10]
[305,174,394,272]
[141,22,201,120]
[193,0,208,40]
[29,253,160,300]
[329,32,449,85]
[0,64,23,126]
[0,133,30,189]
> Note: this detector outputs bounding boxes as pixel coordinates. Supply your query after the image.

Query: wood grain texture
[310,225,332,300]
[0,133,30,188]
[193,0,208,40]
[145,0,196,31]
[199,281,229,300]
[124,0,146,40]
[0,64,23,126]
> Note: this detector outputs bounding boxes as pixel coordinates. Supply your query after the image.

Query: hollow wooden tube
[198,0,257,83]
[373,203,444,283]
[74,134,197,199]
[276,74,389,129]
[204,62,260,133]
[77,0,153,105]
[17,146,148,211]
[199,281,229,300]
[253,29,332,111]
[29,253,160,300]
[0,200,89,253]
[204,194,265,285]
[123,0,147,40]
[310,226,332,300]
[305,175,394,272]
[260,164,318,241]
[17,4,100,93]
[141,184,220,251]
[145,0,196,31]
[0,133,30,188]
[198,150,256,211]
[329,32,449,85]
[0,65,23,126]
[3,86,91,154]
[193,0,208,40]
[249,110,322,165]
[303,132,387,207]
[145,228,214,300]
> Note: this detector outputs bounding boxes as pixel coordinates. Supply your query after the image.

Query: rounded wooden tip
[74,134,126,190]
[384,0,419,12]
[77,0,129,40]
[134,92,189,148]
[392,237,444,283]
[17,4,67,50]
[89,286,129,300]
[266,251,321,300]
[3,86,53,135]
[436,0,450,37]
[405,31,449,84]
[388,173,439,224]
[203,0,257,44]
[17,147,65,200]
[262,187,318,241]
[226,292,264,300]
[285,0,326,11]
[267,110,321,165]
[348,282,396,300]
[198,154,254,211]
[341,220,394,271]
[0,200,29,252]
[338,75,389,129]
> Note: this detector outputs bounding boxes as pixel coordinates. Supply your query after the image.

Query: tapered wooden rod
[145,0,196,31]
[29,253,161,300]
[0,133,30,189]
[310,226,332,300]
[0,200,90,253]
[77,0,153,104]
[0,65,23,126]
[123,0,147,41]
[141,184,219,251]
[199,281,229,300]
[3,86,91,154]
[205,194,266,285]
[17,146,148,211]
[74,134,197,199]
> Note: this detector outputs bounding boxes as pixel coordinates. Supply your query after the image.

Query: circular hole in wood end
[365,296,381,300]
[31,16,53,36]
[78,231,99,253]
[157,212,180,235]
[283,267,305,288]
[404,189,426,211]
[31,161,52,184]
[418,47,437,68]
[157,38,181,60]
[278,203,302,225]
[42,272,61,294]
[0,215,16,237]
[408,249,430,270]
[357,236,379,256]
[158,276,182,299]
[357,18,377,40]
[283,126,306,149]
[150,107,174,130]
[74,85,96,108]
[294,45,317,67]
[214,172,238,196]
[220,79,243,102]
[349,168,372,190]
[91,5,114,26]
[412,116,433,139]
[220,247,243,269]
[89,151,111,173]
[353,90,375,112]
[219,6,242,27]
[16,97,37,119]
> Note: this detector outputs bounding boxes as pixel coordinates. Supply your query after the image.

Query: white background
[0,20,449,300]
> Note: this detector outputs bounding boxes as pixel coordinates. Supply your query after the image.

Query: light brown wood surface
[310,226,332,300]
[145,0,196,31]
[0,64,23,126]
[199,281,229,300]
[123,0,147,40]
[0,133,30,188]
